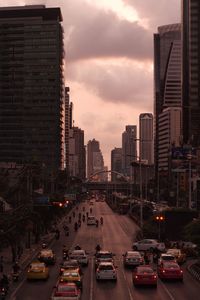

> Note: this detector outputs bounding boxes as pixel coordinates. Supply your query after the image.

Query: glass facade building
[0,6,65,170]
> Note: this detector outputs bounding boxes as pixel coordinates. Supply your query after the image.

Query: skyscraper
[111,148,122,181]
[69,127,86,180]
[65,87,70,172]
[139,113,154,165]
[122,125,137,177]
[182,0,200,146]
[154,24,181,173]
[87,139,104,179]
[0,5,65,171]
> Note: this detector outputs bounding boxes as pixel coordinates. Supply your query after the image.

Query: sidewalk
[0,232,54,278]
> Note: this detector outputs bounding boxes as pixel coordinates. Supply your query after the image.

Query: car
[87,215,96,225]
[132,265,157,287]
[95,251,114,269]
[132,239,165,252]
[38,249,56,265]
[123,251,144,267]
[68,250,88,266]
[51,282,81,300]
[157,261,183,281]
[59,271,82,289]
[27,261,49,280]
[166,249,186,264]
[96,262,117,281]
[158,253,176,266]
[60,260,82,275]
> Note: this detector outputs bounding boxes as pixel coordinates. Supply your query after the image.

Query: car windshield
[127,252,140,258]
[97,253,112,259]
[40,250,52,256]
[137,267,153,274]
[162,255,175,260]
[99,265,114,270]
[63,272,79,277]
[167,249,180,255]
[31,263,45,268]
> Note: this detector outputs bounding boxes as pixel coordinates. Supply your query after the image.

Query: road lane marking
[159,280,175,300]
[121,262,134,300]
[90,254,94,300]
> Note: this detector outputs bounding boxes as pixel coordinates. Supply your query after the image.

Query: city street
[11,200,200,300]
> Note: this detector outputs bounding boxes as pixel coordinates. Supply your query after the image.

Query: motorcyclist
[100,217,103,225]
[75,244,81,250]
[90,208,92,213]
[95,244,101,253]
[78,219,81,227]
[74,222,78,231]
[13,262,20,274]
[82,214,85,222]
[62,245,69,259]
[69,216,72,223]
[96,219,99,227]
[0,274,9,289]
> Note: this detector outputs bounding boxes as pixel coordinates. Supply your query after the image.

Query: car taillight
[162,270,165,273]
[97,268,100,273]
[180,270,183,273]
[153,275,157,279]
[135,275,138,279]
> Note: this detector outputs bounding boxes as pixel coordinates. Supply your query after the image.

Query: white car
[68,250,88,266]
[87,216,96,225]
[96,262,117,281]
[132,239,165,252]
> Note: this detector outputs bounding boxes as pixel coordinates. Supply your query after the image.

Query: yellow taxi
[27,261,49,280]
[166,249,186,264]
[59,270,82,289]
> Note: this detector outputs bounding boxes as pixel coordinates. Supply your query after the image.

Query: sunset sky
[2,0,181,168]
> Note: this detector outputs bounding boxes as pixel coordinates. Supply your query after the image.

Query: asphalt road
[11,199,200,300]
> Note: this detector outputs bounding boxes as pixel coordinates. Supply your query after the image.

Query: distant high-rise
[182,0,200,146]
[69,127,86,180]
[154,24,181,173]
[139,113,154,165]
[65,87,70,171]
[87,139,104,179]
[0,5,65,170]
[111,148,122,181]
[122,125,137,177]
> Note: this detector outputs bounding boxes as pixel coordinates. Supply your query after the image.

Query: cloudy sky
[1,0,181,167]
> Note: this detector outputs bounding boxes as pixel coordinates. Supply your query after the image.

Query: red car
[51,282,81,300]
[158,261,183,281]
[132,265,157,287]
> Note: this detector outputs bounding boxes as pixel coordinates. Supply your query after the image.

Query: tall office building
[122,125,137,177]
[111,148,122,181]
[182,0,200,146]
[139,113,154,165]
[65,87,70,172]
[69,127,86,180]
[0,5,65,171]
[87,139,102,178]
[158,107,182,170]
[154,24,181,174]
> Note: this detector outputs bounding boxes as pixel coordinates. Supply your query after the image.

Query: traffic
[2,196,199,300]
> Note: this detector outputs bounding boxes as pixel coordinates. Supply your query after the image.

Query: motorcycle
[63,251,68,260]
[12,271,20,282]
[0,287,6,300]
[42,242,47,249]
[69,216,72,223]
[74,223,78,231]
